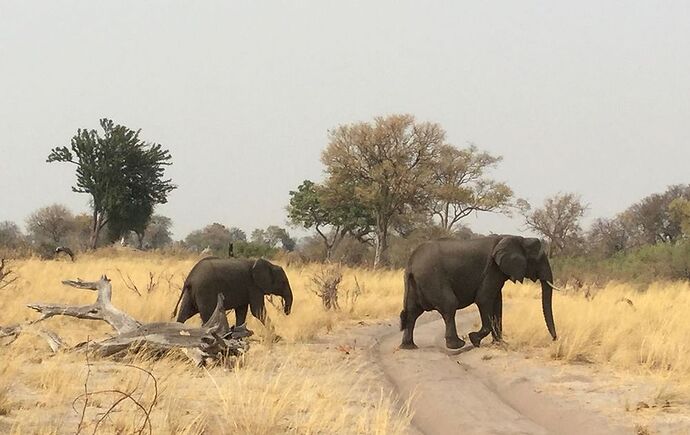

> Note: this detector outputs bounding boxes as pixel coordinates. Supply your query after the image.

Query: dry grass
[504,280,690,385]
[0,253,408,434]
[2,251,690,432]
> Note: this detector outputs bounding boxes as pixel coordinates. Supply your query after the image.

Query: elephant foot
[228,324,254,339]
[399,341,418,350]
[469,332,482,347]
[445,337,466,350]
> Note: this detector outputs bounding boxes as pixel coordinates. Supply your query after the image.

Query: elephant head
[251,258,293,316]
[492,236,557,340]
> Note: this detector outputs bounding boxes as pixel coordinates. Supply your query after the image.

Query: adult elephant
[173,257,293,330]
[399,235,557,350]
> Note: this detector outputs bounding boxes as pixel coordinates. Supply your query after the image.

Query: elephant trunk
[283,285,293,315]
[539,263,557,341]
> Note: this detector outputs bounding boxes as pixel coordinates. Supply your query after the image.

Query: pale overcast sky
[1,1,689,240]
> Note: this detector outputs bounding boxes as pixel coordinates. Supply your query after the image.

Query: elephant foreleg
[442,310,466,349]
[469,299,496,347]
[233,304,254,338]
[491,289,503,342]
[235,304,249,327]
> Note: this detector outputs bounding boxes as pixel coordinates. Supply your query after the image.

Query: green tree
[321,114,443,267]
[619,184,690,246]
[185,223,233,255]
[429,144,513,231]
[140,214,174,249]
[47,118,176,249]
[287,180,372,260]
[233,241,278,258]
[265,225,296,251]
[228,227,247,243]
[250,228,268,245]
[669,198,690,237]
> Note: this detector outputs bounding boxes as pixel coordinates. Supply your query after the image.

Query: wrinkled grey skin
[174,257,293,327]
[400,235,557,350]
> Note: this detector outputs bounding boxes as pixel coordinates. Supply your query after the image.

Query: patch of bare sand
[324,309,690,435]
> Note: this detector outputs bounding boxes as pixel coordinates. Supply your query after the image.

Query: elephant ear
[251,258,274,290]
[522,238,543,260]
[249,258,273,322]
[492,237,527,283]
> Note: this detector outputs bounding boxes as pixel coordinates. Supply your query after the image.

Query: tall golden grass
[504,280,690,380]
[0,253,409,434]
[1,252,689,432]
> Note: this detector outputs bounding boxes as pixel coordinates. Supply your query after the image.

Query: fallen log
[27,276,141,334]
[18,274,248,366]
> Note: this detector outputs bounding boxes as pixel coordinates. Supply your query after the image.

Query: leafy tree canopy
[47,118,176,249]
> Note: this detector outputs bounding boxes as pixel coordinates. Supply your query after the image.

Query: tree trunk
[89,212,102,250]
[324,242,333,262]
[373,222,389,268]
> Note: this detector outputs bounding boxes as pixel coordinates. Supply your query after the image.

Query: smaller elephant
[173,257,293,332]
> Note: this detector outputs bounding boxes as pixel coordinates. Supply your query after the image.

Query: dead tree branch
[0,258,18,290]
[0,323,65,352]
[310,265,343,310]
[27,276,141,334]
[23,275,247,366]
[116,269,142,296]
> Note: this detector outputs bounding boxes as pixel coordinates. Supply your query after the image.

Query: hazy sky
[2,1,689,240]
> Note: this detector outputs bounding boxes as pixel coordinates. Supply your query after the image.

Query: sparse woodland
[1,114,689,433]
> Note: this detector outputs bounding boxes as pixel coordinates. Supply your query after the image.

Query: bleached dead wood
[16,274,248,366]
[0,323,66,352]
[0,324,22,345]
[28,276,141,334]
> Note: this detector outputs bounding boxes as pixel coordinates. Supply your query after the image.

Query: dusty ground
[322,309,690,435]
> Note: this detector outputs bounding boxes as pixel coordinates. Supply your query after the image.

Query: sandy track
[367,310,634,435]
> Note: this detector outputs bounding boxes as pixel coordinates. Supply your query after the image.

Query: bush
[552,240,690,284]
[233,241,278,259]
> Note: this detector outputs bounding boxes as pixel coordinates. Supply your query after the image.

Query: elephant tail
[171,283,190,320]
[400,272,417,331]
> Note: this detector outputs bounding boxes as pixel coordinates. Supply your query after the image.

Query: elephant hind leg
[441,310,465,349]
[235,304,249,327]
[400,305,423,349]
[175,288,198,323]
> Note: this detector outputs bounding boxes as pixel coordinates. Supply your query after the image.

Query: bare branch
[0,259,18,290]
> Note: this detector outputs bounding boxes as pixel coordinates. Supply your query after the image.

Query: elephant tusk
[546,281,563,292]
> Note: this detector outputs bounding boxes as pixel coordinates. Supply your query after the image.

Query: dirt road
[367,309,634,435]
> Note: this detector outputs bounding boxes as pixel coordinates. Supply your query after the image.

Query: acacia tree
[287,180,373,260]
[429,144,513,231]
[321,114,443,267]
[518,193,587,256]
[47,119,176,249]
